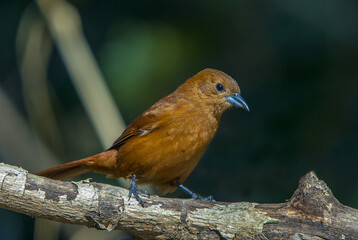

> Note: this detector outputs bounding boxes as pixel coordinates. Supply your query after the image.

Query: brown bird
[36,68,249,206]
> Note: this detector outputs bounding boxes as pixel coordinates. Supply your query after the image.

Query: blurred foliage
[0,0,358,239]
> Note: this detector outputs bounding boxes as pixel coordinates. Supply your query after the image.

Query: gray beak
[226,92,250,111]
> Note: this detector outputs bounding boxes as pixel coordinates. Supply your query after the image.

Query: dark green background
[1,0,357,239]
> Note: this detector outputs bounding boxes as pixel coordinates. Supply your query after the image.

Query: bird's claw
[128,184,146,207]
[176,183,215,203]
[192,194,216,202]
[128,174,150,207]
[137,189,150,198]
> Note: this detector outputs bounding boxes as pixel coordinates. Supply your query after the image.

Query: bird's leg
[128,174,150,207]
[175,182,215,202]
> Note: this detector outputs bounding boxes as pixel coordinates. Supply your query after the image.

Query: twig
[0,162,357,239]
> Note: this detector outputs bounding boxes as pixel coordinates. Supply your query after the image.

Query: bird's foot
[128,174,150,207]
[176,183,215,202]
[192,193,215,202]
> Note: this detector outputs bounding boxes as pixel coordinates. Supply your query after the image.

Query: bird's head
[178,68,249,116]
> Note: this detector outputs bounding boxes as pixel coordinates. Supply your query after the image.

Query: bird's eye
[216,83,224,92]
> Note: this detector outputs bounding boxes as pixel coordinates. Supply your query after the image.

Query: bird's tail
[36,150,118,180]
[36,156,95,180]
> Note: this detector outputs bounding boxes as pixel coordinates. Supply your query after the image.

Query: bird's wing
[108,121,158,150]
[107,104,174,150]
[108,128,138,150]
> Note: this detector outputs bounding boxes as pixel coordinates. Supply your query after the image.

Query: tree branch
[0,162,357,239]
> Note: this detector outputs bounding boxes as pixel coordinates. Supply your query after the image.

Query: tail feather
[36,157,92,180]
[36,150,118,180]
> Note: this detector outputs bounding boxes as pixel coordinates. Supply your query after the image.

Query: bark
[0,162,357,239]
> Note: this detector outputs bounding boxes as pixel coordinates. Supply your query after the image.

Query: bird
[36,68,249,206]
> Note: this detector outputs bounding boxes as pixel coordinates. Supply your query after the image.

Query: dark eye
[216,83,224,92]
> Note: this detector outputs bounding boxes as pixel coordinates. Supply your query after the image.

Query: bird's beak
[227,93,250,111]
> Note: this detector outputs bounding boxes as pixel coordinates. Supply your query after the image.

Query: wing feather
[107,93,180,150]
